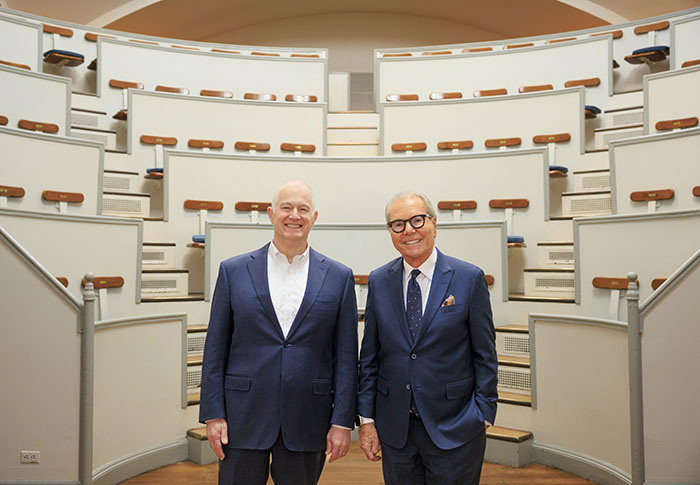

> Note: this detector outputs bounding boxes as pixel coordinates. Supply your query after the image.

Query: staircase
[327,111,379,156]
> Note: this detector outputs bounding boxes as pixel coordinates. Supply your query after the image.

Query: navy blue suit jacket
[358,249,498,450]
[199,243,358,452]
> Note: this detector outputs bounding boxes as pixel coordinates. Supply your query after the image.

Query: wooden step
[141,293,204,303]
[187,427,207,441]
[495,325,528,333]
[498,391,532,407]
[187,355,203,366]
[188,324,208,333]
[486,425,533,443]
[187,390,200,405]
[498,355,530,368]
[508,294,575,303]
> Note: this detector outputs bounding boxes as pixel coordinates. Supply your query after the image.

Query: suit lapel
[285,248,327,341]
[246,243,284,339]
[414,250,453,346]
[388,258,412,344]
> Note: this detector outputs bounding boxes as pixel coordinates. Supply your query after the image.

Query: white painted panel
[610,128,700,215]
[671,14,700,69]
[0,15,41,70]
[0,209,142,317]
[645,66,700,135]
[0,65,70,135]
[0,127,103,215]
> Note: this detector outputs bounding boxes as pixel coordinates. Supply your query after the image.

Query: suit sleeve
[198,262,234,423]
[357,275,379,419]
[330,269,359,428]
[469,270,499,424]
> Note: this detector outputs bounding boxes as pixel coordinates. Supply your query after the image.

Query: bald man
[200,180,358,484]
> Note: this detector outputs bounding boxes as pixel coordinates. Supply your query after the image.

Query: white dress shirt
[402,247,438,313]
[267,241,309,338]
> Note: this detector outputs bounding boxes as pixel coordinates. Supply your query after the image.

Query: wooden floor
[122,447,595,484]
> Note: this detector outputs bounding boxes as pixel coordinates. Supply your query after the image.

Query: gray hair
[385,191,436,222]
[271,180,315,211]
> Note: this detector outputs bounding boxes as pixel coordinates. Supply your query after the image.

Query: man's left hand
[325,426,351,463]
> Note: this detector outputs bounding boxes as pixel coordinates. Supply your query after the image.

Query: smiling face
[387,196,437,268]
[268,180,318,251]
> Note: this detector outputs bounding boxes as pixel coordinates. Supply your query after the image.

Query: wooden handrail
[129,39,158,45]
[391,142,427,152]
[200,89,233,98]
[386,94,419,102]
[437,200,477,210]
[693,186,700,197]
[281,143,315,153]
[0,115,7,125]
[290,53,320,58]
[244,92,277,101]
[211,48,240,54]
[462,47,493,53]
[422,50,452,56]
[84,32,116,42]
[184,200,224,211]
[489,198,529,209]
[285,94,318,102]
[383,52,412,57]
[156,85,190,94]
[18,119,59,134]
[651,278,666,290]
[56,277,69,288]
[235,201,272,211]
[140,135,177,146]
[172,45,199,50]
[590,30,623,39]
[43,24,73,37]
[474,88,507,97]
[429,92,462,100]
[354,274,369,285]
[545,37,576,44]
[634,20,670,35]
[485,274,495,286]
[42,190,84,203]
[655,117,698,131]
[0,59,31,70]
[630,189,674,202]
[681,59,700,68]
[485,137,521,148]
[251,51,280,56]
[564,77,601,88]
[533,133,571,144]
[592,277,630,290]
[437,140,474,150]
[235,141,271,151]
[188,139,224,149]
[506,42,534,49]
[109,79,144,90]
[0,185,25,197]
[82,276,124,289]
[518,84,553,93]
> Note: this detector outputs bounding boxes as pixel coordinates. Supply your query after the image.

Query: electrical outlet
[20,451,40,464]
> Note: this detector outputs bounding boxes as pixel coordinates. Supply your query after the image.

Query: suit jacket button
[406,384,411,390]
[283,343,290,348]
[411,353,417,360]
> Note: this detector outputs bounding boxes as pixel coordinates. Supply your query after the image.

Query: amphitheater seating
[235,141,271,152]
[201,89,233,98]
[188,138,224,150]
[184,199,224,241]
[645,61,700,135]
[437,200,477,221]
[654,116,698,131]
[235,201,272,223]
[156,85,190,95]
[42,24,85,67]
[671,14,700,69]
[0,15,41,71]
[489,198,529,246]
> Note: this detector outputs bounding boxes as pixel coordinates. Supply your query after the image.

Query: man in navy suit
[357,191,498,485]
[199,180,358,485]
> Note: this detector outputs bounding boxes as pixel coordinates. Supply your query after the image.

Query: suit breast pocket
[438,302,465,315]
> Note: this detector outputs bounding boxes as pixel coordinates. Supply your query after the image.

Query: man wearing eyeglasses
[357,191,498,485]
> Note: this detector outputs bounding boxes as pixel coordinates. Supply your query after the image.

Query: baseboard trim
[92,438,188,485]
[532,442,631,485]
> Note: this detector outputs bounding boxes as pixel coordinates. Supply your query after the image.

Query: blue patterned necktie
[406,269,422,340]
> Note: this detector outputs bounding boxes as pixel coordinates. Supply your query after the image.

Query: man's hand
[325,426,351,463]
[206,418,228,460]
[359,423,381,461]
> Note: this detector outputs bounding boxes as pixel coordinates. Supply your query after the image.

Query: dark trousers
[218,432,325,485]
[380,414,486,485]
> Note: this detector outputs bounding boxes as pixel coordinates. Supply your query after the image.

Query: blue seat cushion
[192,235,205,243]
[146,168,163,174]
[584,105,601,114]
[549,165,569,173]
[507,235,525,244]
[43,49,85,60]
[632,45,669,56]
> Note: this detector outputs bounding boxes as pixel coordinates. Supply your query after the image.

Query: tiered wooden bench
[110,79,145,120]
[533,133,571,178]
[141,134,178,178]
[184,199,224,246]
[624,21,670,65]
[489,198,529,247]
[42,24,84,67]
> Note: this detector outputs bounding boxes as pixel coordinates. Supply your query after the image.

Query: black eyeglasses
[387,214,430,233]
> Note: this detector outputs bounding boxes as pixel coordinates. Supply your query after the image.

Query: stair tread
[142,293,204,302]
[187,355,203,366]
[187,427,207,440]
[188,324,208,333]
[495,324,528,333]
[486,425,533,443]
[498,391,532,406]
[509,294,575,303]
[498,355,530,367]
[187,389,200,405]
